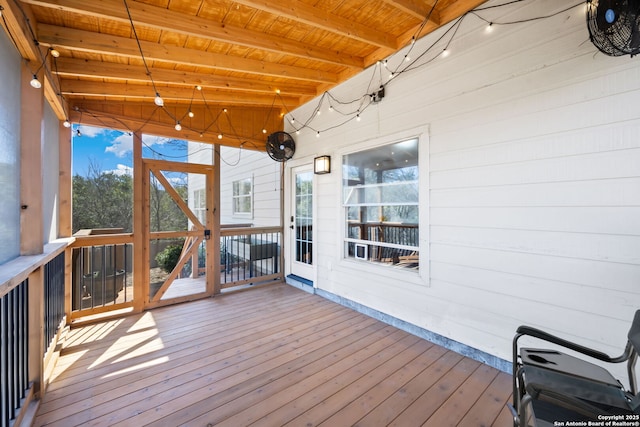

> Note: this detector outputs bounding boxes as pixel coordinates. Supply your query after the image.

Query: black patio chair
[509,310,640,427]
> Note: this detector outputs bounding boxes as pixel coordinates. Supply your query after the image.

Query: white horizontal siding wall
[286,0,640,375]
[188,144,281,227]
[219,146,281,227]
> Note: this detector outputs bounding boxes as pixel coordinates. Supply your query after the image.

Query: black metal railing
[44,252,65,354]
[1,279,29,427]
[346,222,419,268]
[220,227,282,287]
[72,243,132,311]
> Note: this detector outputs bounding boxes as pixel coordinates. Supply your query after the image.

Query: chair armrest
[516,325,615,362]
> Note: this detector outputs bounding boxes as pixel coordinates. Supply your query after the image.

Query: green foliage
[155,243,183,273]
[72,170,134,233]
[72,159,188,234]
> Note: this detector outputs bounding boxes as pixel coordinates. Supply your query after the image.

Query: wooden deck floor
[35,283,513,427]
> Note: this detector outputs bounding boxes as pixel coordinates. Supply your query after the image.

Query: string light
[63,119,71,128]
[30,75,42,89]
[218,133,223,139]
[76,128,82,137]
[7,0,583,142]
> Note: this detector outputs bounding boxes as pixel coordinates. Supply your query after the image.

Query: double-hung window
[232,177,253,217]
[343,138,419,270]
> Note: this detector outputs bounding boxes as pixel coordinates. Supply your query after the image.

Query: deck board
[35,282,512,427]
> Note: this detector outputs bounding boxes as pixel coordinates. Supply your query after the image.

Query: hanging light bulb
[316,131,320,138]
[356,112,361,122]
[188,110,194,118]
[49,47,60,58]
[405,55,411,62]
[154,93,164,106]
[485,22,494,33]
[328,105,333,112]
[175,121,182,131]
[196,85,202,91]
[262,129,267,134]
[217,133,223,140]
[441,48,450,58]
[76,128,82,137]
[223,108,228,113]
[411,36,416,44]
[63,119,71,128]
[30,75,42,89]
[291,117,295,124]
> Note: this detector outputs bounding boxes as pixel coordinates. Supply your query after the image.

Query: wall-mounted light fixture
[314,155,331,174]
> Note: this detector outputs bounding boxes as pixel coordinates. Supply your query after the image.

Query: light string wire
[3,0,588,151]
[282,0,587,137]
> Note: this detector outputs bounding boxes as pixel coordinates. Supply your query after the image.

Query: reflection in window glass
[232,177,252,217]
[342,138,419,270]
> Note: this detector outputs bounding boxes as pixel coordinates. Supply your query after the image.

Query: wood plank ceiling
[2,0,487,149]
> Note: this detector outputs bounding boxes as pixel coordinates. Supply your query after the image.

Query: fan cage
[587,0,640,57]
[266,132,295,162]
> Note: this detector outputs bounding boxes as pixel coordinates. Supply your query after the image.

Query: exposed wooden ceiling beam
[0,0,66,119]
[54,58,318,96]
[232,0,398,49]
[69,104,279,150]
[381,0,441,23]
[21,0,365,69]
[60,80,301,107]
[37,24,340,84]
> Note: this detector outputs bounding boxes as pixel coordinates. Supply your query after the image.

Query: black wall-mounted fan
[587,0,640,56]
[266,131,295,162]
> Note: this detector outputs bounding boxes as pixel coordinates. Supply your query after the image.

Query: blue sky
[71,124,188,177]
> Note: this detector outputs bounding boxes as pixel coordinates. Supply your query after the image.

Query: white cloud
[142,135,171,146]
[77,125,106,138]
[105,133,133,158]
[104,134,176,158]
[105,164,133,176]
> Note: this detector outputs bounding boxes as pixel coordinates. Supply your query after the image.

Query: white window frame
[193,188,206,226]
[336,125,430,286]
[342,138,420,271]
[232,176,253,218]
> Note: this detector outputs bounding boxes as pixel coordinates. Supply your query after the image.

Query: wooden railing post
[27,268,44,399]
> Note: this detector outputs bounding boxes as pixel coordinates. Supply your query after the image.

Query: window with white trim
[343,138,419,270]
[232,177,253,217]
[193,188,206,225]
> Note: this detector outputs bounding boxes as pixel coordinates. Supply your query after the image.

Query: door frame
[142,158,215,309]
[286,164,316,283]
